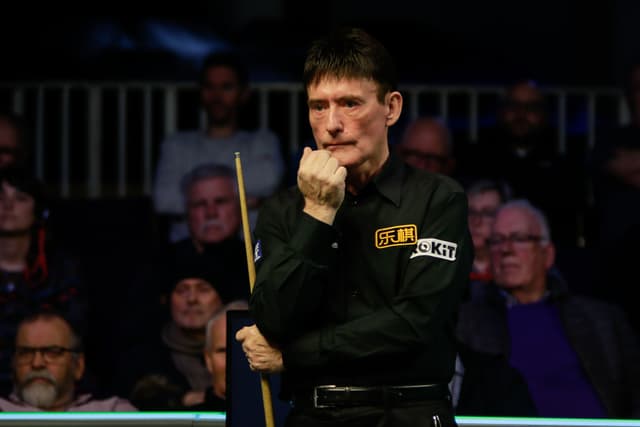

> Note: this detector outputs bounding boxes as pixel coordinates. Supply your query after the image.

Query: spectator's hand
[182,390,205,407]
[297,147,346,224]
[235,324,284,373]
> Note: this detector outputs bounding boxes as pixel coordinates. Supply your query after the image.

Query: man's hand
[297,147,347,225]
[235,324,284,373]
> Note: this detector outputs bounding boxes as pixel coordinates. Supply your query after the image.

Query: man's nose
[205,202,219,217]
[31,350,46,367]
[326,107,344,135]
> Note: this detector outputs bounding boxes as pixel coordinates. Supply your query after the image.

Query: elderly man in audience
[0,311,135,411]
[457,199,640,418]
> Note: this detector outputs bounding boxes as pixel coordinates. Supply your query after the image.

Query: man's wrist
[303,202,338,225]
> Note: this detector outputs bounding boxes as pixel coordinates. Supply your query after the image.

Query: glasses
[14,346,80,365]
[487,233,544,248]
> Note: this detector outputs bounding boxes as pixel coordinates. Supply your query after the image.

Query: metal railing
[0,82,629,199]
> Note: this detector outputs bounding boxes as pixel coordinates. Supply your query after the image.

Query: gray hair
[496,199,551,243]
[180,163,237,203]
[466,179,512,202]
[204,300,249,350]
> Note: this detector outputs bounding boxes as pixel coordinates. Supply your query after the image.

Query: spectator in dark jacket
[457,199,640,418]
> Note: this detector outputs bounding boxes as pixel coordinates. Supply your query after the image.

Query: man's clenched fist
[297,147,347,225]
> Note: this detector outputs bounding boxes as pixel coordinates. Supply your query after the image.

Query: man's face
[187,177,240,245]
[0,119,19,170]
[307,77,397,169]
[0,181,35,234]
[489,207,553,293]
[397,121,452,174]
[171,278,222,330]
[13,317,84,410]
[468,190,502,252]
[204,316,227,399]
[500,83,546,138]
[200,66,246,127]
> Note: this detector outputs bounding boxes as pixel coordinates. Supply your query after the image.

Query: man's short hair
[199,51,249,88]
[179,163,237,201]
[496,199,552,243]
[466,178,512,202]
[303,27,397,103]
[16,310,83,353]
[205,300,249,351]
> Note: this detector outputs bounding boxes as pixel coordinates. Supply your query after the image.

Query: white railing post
[35,86,45,181]
[87,87,102,198]
[164,86,177,137]
[61,86,70,197]
[117,86,128,197]
[143,86,153,196]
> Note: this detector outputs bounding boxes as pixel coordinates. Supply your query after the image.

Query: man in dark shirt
[236,27,473,426]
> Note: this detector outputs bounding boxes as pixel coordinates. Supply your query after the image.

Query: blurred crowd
[0,50,638,416]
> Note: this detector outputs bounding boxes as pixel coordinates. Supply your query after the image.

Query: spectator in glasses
[0,311,135,411]
[465,179,511,300]
[396,117,456,176]
[457,199,640,418]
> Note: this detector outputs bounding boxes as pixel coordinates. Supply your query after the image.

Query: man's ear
[204,349,214,374]
[74,354,85,381]
[385,91,403,127]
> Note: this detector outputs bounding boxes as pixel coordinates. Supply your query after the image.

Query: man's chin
[20,382,58,408]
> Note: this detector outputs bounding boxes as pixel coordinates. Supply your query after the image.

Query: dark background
[0,0,638,86]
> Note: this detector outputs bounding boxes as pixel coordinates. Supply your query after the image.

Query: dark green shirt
[250,154,473,392]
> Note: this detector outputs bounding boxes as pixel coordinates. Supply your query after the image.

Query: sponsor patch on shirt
[375,224,418,249]
[410,238,457,261]
[254,240,263,262]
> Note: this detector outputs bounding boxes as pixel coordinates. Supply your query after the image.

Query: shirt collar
[370,153,405,207]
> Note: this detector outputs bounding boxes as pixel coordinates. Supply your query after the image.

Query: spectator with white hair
[457,199,640,418]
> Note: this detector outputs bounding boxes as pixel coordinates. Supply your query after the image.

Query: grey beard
[20,381,58,409]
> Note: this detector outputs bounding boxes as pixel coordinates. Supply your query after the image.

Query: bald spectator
[396,117,455,175]
[0,311,135,412]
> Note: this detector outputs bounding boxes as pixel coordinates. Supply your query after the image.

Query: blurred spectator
[466,179,511,300]
[120,164,249,349]
[0,168,87,395]
[114,261,227,410]
[0,311,135,411]
[0,110,29,172]
[457,200,640,418]
[589,61,640,336]
[153,50,285,241]
[191,300,249,411]
[460,80,583,247]
[395,117,456,175]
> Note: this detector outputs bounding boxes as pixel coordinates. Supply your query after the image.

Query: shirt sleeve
[280,190,473,368]
[250,193,340,343]
[242,130,285,199]
[153,136,185,214]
